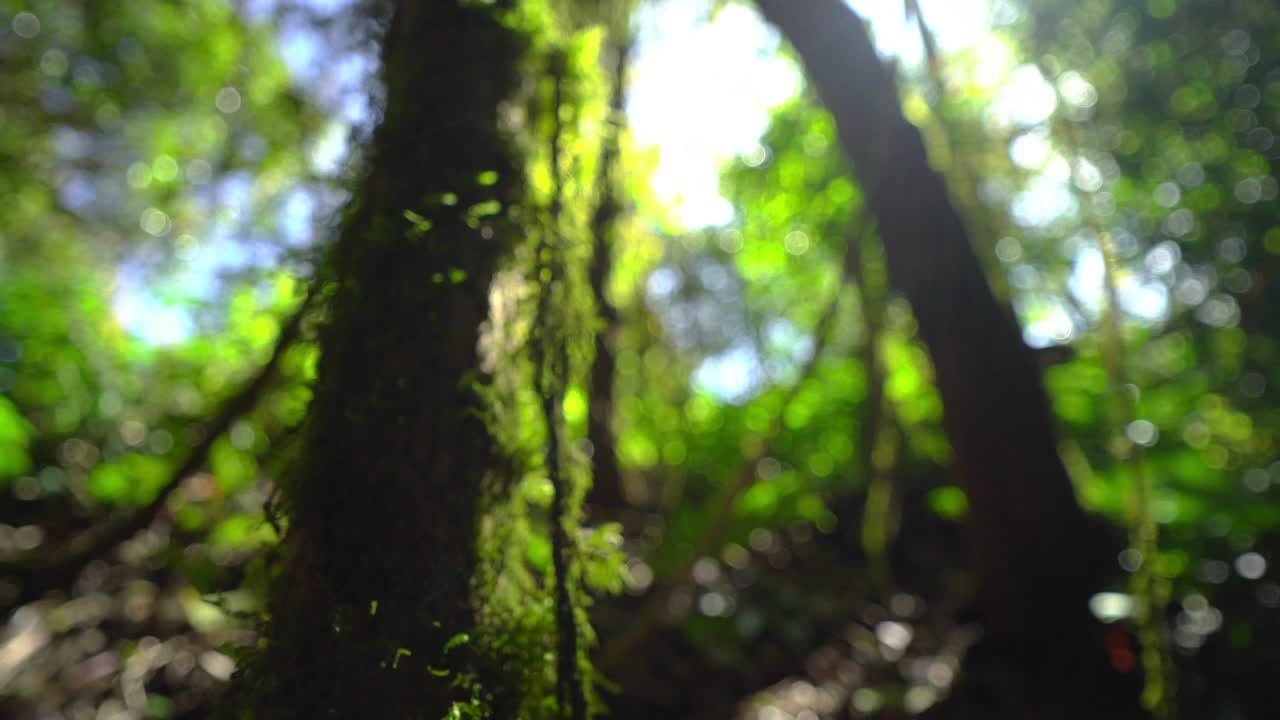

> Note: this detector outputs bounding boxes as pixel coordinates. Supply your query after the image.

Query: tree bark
[753,1,1140,715]
[231,3,528,717]
[585,40,630,516]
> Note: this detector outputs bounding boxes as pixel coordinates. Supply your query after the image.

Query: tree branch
[599,270,847,670]
[2,285,316,607]
[754,0,1137,711]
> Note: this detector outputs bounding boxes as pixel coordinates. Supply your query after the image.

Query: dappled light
[1,0,1279,718]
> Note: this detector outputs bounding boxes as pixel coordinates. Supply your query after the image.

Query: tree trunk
[232,3,528,717]
[585,40,630,516]
[753,1,1141,715]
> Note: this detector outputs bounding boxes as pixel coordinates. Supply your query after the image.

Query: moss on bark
[230,3,532,717]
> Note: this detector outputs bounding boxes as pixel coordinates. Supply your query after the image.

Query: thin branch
[599,270,847,670]
[904,0,940,76]
[845,225,898,598]
[1057,119,1175,718]
[532,51,587,720]
[2,285,317,607]
[584,33,632,515]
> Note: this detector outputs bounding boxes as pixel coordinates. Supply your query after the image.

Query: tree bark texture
[754,1,1140,715]
[585,40,630,515]
[233,3,528,717]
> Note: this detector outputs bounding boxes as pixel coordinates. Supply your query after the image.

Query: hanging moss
[472,26,626,720]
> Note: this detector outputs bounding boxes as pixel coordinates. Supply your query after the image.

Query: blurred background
[0,0,1278,717]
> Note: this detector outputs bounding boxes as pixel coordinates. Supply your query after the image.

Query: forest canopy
[0,0,1277,718]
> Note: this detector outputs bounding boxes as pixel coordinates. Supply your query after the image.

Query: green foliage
[927,486,968,520]
[0,0,325,715]
[86,452,167,504]
[3,0,1279,717]
[0,396,33,480]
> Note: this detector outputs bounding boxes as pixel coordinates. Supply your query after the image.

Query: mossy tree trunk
[754,1,1143,716]
[233,3,530,717]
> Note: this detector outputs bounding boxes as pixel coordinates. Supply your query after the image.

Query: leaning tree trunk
[754,1,1142,717]
[231,3,529,717]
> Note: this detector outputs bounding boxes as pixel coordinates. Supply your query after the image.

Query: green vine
[1057,119,1176,718]
[471,14,626,718]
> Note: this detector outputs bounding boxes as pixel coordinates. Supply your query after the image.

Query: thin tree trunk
[231,3,528,717]
[753,1,1140,715]
[585,39,631,516]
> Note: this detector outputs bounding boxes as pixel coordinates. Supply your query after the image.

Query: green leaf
[0,397,32,479]
[524,534,552,571]
[443,632,470,654]
[927,486,968,519]
[210,436,258,492]
[87,453,168,505]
